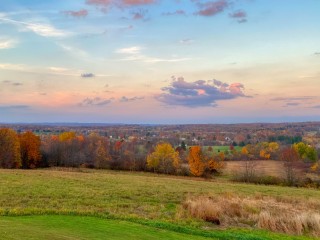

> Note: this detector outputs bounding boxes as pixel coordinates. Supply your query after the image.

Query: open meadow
[0,168,319,240]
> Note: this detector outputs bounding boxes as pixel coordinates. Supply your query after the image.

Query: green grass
[0,215,211,240]
[0,169,319,239]
[0,215,314,240]
[202,146,242,153]
[212,145,242,153]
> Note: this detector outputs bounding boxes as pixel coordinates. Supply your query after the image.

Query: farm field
[0,169,319,239]
[224,160,286,177]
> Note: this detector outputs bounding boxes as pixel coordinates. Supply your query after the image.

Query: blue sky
[0,0,320,123]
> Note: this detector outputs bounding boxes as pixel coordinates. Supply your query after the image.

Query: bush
[232,174,283,186]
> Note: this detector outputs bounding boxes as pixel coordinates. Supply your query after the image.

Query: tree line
[0,128,318,179]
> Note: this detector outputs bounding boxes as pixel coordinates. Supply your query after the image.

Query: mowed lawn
[0,169,319,239]
[0,215,212,240]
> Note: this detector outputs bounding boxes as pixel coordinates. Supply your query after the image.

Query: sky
[0,0,319,124]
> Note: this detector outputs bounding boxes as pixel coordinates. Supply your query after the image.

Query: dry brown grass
[183,193,320,236]
[225,160,286,177]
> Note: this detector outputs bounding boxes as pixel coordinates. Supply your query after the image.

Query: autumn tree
[241,146,249,159]
[93,140,110,168]
[188,146,206,177]
[59,131,76,142]
[58,131,82,167]
[147,142,180,174]
[293,142,318,162]
[281,146,300,186]
[207,151,224,174]
[188,146,224,177]
[259,142,279,160]
[85,133,110,168]
[19,131,42,168]
[0,128,21,168]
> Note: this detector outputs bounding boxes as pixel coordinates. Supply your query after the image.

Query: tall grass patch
[183,193,320,236]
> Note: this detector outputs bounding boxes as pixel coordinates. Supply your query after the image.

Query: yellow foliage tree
[311,162,318,172]
[259,142,279,160]
[59,132,76,142]
[147,142,180,174]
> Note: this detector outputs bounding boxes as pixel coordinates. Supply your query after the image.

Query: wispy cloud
[0,16,70,38]
[116,46,142,54]
[229,10,247,23]
[120,96,144,102]
[62,9,89,18]
[284,102,300,107]
[86,0,156,7]
[0,63,25,71]
[157,76,248,107]
[116,46,191,63]
[57,43,88,57]
[179,38,194,45]
[271,97,315,101]
[48,66,82,76]
[162,10,186,16]
[86,0,157,13]
[1,80,23,86]
[79,97,113,106]
[0,39,18,49]
[81,73,95,78]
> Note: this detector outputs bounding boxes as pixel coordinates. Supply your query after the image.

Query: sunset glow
[1,0,319,123]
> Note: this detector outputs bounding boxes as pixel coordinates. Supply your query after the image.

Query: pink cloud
[229,83,245,95]
[63,9,88,18]
[162,10,186,16]
[195,0,229,17]
[132,9,148,20]
[122,0,156,5]
[229,10,247,23]
[86,0,156,7]
[86,0,112,6]
[229,10,246,19]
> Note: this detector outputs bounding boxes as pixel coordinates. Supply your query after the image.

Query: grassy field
[201,146,242,153]
[0,168,319,239]
[212,146,242,153]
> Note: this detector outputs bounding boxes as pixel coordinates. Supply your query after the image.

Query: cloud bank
[157,77,247,107]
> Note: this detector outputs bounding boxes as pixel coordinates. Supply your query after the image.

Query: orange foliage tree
[188,146,205,177]
[19,131,42,169]
[188,146,224,177]
[0,128,21,168]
